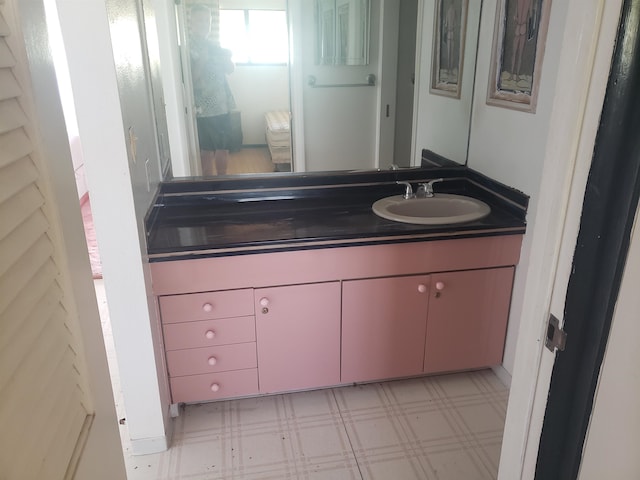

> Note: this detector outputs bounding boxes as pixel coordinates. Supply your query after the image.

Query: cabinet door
[255,282,341,393]
[424,267,514,374]
[342,275,430,383]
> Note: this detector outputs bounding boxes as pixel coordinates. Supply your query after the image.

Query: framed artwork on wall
[487,0,552,113]
[430,0,469,98]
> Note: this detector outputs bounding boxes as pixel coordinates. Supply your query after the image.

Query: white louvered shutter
[0,0,92,478]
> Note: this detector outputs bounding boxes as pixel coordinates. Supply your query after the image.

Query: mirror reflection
[184,0,292,176]
[315,0,370,66]
[172,0,481,179]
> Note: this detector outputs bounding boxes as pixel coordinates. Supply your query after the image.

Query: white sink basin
[372,194,491,225]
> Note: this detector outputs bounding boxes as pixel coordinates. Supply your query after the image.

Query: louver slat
[0,184,44,240]
[0,209,49,276]
[0,283,64,387]
[0,98,28,134]
[0,259,58,348]
[0,156,39,204]
[0,128,32,167]
[0,68,20,102]
[0,235,54,314]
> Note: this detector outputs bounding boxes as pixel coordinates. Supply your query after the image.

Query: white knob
[205,330,215,339]
[259,297,269,307]
[210,383,220,392]
[435,281,445,291]
[417,284,427,293]
[202,303,213,312]
[207,356,217,366]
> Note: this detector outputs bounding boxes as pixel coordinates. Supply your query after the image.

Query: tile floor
[96,280,509,480]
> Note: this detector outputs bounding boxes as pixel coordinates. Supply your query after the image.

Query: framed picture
[487,0,552,112]
[430,0,469,98]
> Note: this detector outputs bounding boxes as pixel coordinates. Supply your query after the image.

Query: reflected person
[189,4,236,176]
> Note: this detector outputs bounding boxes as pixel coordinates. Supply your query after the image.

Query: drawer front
[170,369,259,403]
[163,316,255,351]
[166,342,257,377]
[159,289,254,324]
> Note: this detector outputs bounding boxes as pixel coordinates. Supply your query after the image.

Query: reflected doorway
[393,0,418,168]
[183,0,292,176]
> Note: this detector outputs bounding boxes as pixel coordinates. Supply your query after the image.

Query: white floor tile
[360,456,427,480]
[456,402,507,434]
[422,447,494,480]
[94,281,509,480]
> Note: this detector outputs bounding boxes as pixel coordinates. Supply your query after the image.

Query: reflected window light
[220,9,289,65]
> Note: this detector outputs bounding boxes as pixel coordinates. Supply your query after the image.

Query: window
[220,9,289,65]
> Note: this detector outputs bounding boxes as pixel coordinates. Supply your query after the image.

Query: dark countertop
[146,167,528,261]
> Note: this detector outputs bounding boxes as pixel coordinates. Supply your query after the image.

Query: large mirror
[166,0,482,179]
[315,0,370,66]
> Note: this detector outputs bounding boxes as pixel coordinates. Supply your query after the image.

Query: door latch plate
[545,314,567,352]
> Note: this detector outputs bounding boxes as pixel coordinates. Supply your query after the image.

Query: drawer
[166,342,257,377]
[159,289,254,324]
[170,369,259,403]
[163,316,255,351]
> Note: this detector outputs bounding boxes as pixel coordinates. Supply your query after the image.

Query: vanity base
[151,236,521,404]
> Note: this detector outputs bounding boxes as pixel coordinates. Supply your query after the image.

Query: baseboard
[491,365,512,388]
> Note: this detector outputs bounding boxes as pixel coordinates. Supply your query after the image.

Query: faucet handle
[396,181,415,199]
[416,183,429,198]
[417,178,445,198]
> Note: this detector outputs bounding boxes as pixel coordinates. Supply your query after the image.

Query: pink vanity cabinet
[342,275,430,383]
[255,282,341,393]
[150,235,523,404]
[341,267,515,383]
[424,267,515,374]
[159,289,259,403]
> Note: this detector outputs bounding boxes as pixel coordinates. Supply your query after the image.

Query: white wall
[298,0,381,171]
[579,209,640,479]
[228,65,290,145]
[56,0,172,454]
[413,0,481,165]
[467,0,570,374]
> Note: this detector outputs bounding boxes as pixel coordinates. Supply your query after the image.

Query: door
[4,0,126,477]
[424,268,514,374]
[341,274,430,383]
[534,0,640,476]
[577,206,640,479]
[255,282,341,393]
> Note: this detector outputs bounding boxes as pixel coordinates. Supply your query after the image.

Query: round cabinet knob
[260,297,270,314]
[417,284,427,293]
[202,303,213,313]
[205,330,215,339]
[435,281,445,291]
[207,356,217,366]
[210,383,220,392]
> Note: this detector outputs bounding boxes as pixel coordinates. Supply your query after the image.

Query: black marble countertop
[146,166,528,262]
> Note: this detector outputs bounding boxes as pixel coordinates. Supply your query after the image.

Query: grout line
[330,388,365,480]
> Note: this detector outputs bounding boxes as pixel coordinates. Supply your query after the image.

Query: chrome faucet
[416,178,444,198]
[396,181,415,199]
